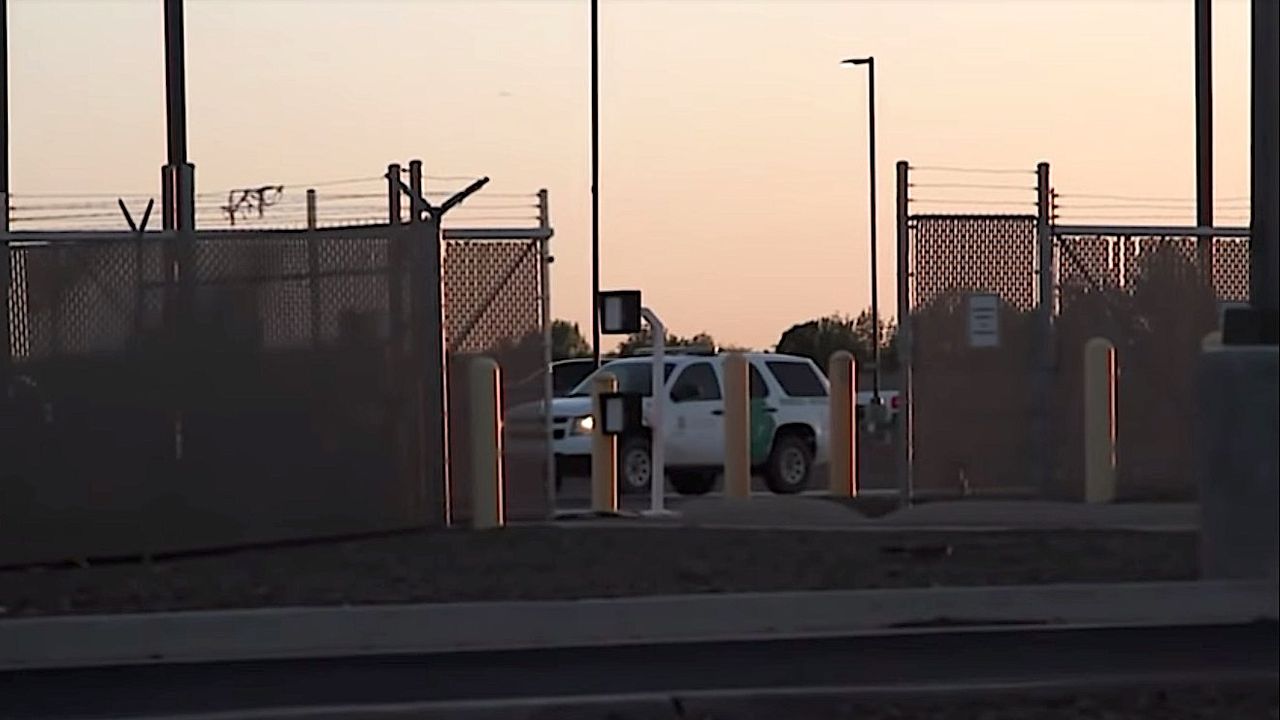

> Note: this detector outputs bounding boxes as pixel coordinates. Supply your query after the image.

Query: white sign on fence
[968,293,1000,348]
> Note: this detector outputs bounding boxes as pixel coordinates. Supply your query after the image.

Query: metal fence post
[410,159,451,526]
[1035,161,1055,497]
[895,160,913,504]
[538,189,556,512]
[306,189,320,346]
[0,215,8,374]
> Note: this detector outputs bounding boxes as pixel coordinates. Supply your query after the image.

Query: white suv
[549,352,833,496]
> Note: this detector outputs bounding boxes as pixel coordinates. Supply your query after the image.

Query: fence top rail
[2,224,553,247]
[1053,224,1250,238]
[3,231,178,248]
[909,213,1038,222]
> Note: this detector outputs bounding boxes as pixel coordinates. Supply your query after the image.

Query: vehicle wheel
[617,436,653,495]
[670,470,716,496]
[764,432,812,494]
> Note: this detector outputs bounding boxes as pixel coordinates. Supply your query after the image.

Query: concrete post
[591,372,618,513]
[723,352,751,499]
[828,351,857,497]
[1083,338,1117,504]
[469,357,505,530]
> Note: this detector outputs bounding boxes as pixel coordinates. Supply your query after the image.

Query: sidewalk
[1,580,1273,671]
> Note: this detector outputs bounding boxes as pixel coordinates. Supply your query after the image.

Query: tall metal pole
[163,0,193,231]
[0,0,10,371]
[1251,0,1279,326]
[1195,0,1214,281]
[0,0,8,236]
[590,0,602,368]
[164,0,188,169]
[866,57,881,403]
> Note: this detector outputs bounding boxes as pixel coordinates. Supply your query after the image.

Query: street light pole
[590,0,602,368]
[843,56,881,403]
[1195,0,1214,281]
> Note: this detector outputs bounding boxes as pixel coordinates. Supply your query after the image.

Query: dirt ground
[0,525,1197,618]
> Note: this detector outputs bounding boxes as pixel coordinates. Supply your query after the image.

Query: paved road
[3,622,1274,719]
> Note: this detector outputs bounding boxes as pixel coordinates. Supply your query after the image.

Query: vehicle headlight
[571,415,594,435]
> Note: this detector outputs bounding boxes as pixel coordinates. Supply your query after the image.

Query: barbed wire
[909,165,1035,175]
[909,182,1035,192]
[1057,203,1250,211]
[1057,192,1250,203]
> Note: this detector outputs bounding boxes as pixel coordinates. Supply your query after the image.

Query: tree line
[552,309,900,372]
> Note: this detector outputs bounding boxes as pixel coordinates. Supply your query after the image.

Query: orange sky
[9,0,1253,349]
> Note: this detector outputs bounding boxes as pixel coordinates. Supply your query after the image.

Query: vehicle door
[665,361,725,466]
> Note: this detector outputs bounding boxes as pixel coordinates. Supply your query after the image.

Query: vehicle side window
[765,361,827,397]
[553,362,594,397]
[749,364,770,398]
[669,362,722,402]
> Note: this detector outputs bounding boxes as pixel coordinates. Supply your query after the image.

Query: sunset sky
[8,0,1254,350]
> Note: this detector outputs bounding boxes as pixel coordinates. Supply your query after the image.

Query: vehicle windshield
[569,361,675,397]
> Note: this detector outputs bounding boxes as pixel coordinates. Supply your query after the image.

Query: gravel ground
[0,526,1196,618]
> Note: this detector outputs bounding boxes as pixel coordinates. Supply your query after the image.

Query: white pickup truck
[548,352,900,496]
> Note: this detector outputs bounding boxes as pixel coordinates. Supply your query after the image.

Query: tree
[550,319,592,360]
[614,329,718,356]
[774,309,898,371]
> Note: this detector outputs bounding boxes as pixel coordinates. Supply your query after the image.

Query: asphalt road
[3,622,1274,720]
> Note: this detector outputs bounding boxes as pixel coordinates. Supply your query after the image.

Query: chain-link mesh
[909,214,1249,501]
[1055,233,1228,500]
[0,227,440,564]
[442,237,547,522]
[909,216,1040,493]
[1212,237,1251,302]
[912,215,1039,311]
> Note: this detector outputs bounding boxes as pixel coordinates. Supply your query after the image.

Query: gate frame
[895,161,1054,504]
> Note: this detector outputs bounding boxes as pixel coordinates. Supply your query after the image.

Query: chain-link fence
[2,197,552,565]
[900,162,1250,501]
[443,232,550,524]
[1053,231,1249,500]
[907,215,1041,495]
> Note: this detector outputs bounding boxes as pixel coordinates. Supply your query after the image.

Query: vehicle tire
[617,436,653,495]
[764,432,813,495]
[670,470,716,496]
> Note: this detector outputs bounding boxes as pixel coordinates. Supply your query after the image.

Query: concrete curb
[1,580,1275,672]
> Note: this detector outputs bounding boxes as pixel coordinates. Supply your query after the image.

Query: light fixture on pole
[842,56,882,406]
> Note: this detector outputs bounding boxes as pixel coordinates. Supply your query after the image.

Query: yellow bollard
[1083,337,1117,504]
[723,352,751,499]
[590,372,619,513]
[469,357,505,529]
[828,351,857,497]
